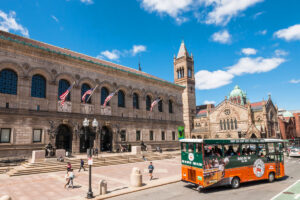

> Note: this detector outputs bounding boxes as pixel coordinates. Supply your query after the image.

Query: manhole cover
[283,192,294,195]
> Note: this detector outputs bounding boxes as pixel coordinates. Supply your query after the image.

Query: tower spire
[177,40,189,58]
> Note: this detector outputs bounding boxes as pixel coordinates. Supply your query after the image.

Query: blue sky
[1,0,300,110]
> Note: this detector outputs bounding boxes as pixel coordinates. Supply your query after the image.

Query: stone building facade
[278,110,300,139]
[192,85,280,139]
[0,31,185,158]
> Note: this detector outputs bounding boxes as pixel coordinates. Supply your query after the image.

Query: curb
[91,178,181,200]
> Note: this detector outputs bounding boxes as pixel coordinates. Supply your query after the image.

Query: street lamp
[83,118,94,199]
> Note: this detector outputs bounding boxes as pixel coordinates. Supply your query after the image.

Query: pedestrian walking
[69,169,75,189]
[148,162,154,180]
[67,162,72,172]
[78,159,86,172]
[64,171,70,188]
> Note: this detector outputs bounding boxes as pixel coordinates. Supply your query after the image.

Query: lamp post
[83,118,93,199]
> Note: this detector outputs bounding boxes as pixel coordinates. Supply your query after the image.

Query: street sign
[88,157,93,165]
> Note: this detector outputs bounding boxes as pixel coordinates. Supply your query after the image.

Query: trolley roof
[179,138,287,144]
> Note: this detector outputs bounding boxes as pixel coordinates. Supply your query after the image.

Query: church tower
[174,41,196,138]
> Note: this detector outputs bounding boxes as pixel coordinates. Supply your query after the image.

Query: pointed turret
[177,40,190,58]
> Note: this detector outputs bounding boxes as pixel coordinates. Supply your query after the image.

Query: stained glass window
[101,87,109,105]
[146,95,151,111]
[158,99,163,112]
[31,74,46,98]
[118,90,125,107]
[168,100,173,113]
[58,79,71,101]
[133,93,139,109]
[81,83,91,104]
[0,69,18,95]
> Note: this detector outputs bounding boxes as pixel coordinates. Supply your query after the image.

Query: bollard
[130,167,142,187]
[98,180,107,195]
[0,195,12,200]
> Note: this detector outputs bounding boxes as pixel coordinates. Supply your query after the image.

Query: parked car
[289,147,300,157]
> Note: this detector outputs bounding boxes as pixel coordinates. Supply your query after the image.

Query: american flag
[103,90,118,108]
[150,98,161,112]
[59,83,74,106]
[82,88,94,103]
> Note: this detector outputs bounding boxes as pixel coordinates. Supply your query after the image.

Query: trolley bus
[180,138,286,190]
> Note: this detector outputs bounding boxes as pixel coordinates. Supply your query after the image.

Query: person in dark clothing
[148,162,154,180]
[78,159,86,172]
[67,162,72,172]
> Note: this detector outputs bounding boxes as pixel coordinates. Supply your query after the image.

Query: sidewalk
[0,156,181,200]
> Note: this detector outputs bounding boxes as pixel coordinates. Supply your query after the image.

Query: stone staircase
[6,152,176,177]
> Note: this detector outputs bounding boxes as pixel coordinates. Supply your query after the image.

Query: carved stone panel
[57,101,72,113]
[80,104,95,114]
[101,106,112,116]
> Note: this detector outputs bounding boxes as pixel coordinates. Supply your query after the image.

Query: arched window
[81,83,91,104]
[227,119,230,130]
[223,119,226,130]
[133,93,139,109]
[231,119,234,130]
[220,120,223,130]
[31,74,46,98]
[182,68,184,77]
[168,100,173,113]
[234,119,237,129]
[58,79,71,101]
[158,99,163,112]
[0,69,18,95]
[146,95,151,111]
[118,90,125,107]
[188,68,192,78]
[101,87,109,106]
[177,70,180,79]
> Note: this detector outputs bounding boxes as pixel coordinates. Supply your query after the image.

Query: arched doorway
[80,127,95,153]
[56,124,72,152]
[251,133,257,138]
[100,126,112,152]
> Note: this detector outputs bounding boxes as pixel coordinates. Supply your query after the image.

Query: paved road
[110,156,300,200]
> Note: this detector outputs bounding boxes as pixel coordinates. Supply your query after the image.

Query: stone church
[0,31,188,158]
[192,85,280,139]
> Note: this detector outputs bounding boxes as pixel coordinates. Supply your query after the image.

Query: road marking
[271,179,300,200]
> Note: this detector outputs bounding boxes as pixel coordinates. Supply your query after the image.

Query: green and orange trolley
[180,138,286,190]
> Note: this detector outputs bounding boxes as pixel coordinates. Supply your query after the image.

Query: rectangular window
[120,130,126,142]
[149,131,153,141]
[33,129,42,143]
[181,142,187,152]
[195,143,202,153]
[223,144,240,156]
[258,144,267,157]
[0,128,11,143]
[172,131,176,140]
[136,130,141,141]
[267,143,275,154]
[241,144,257,155]
[161,131,165,141]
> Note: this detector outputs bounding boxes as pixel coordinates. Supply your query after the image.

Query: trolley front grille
[188,169,196,182]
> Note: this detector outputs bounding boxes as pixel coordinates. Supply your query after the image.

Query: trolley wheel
[268,172,275,183]
[231,177,240,189]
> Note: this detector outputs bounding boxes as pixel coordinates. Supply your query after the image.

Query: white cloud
[201,0,264,26]
[140,0,263,25]
[290,79,300,84]
[211,30,231,44]
[274,24,300,41]
[195,70,234,90]
[141,0,192,18]
[80,0,94,4]
[98,50,120,61]
[97,44,147,61]
[51,15,59,23]
[204,100,216,104]
[241,48,257,55]
[195,56,285,90]
[132,45,147,55]
[227,57,285,76]
[0,10,29,37]
[257,29,267,35]
[253,11,264,19]
[275,49,288,57]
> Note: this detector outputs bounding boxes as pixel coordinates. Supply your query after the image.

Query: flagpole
[86,85,99,103]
